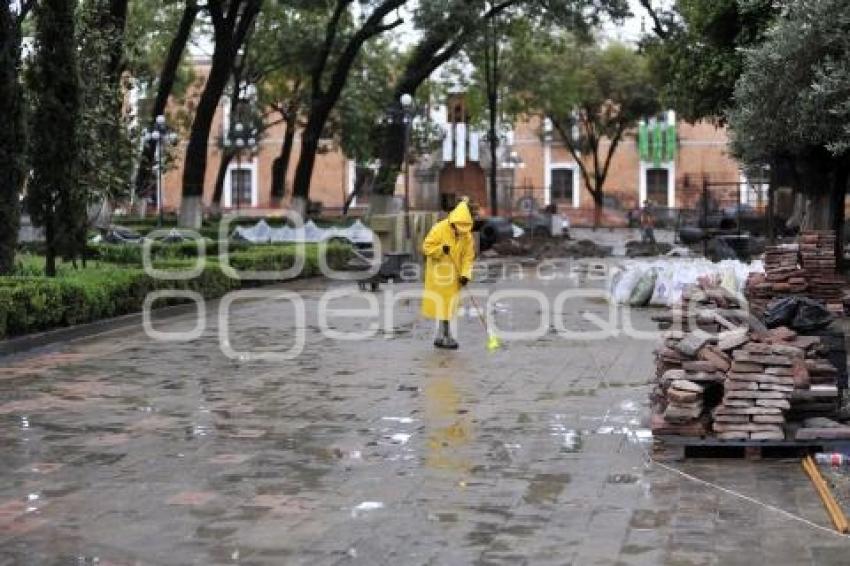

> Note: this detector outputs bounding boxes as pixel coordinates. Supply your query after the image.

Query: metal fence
[505,177,777,237]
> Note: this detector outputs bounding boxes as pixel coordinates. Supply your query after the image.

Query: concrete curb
[0,278,331,358]
[0,302,201,358]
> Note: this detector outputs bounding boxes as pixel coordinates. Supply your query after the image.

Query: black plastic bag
[763,296,834,332]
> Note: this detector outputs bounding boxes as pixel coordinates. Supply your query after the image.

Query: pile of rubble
[625,240,674,258]
[487,237,613,259]
[650,282,845,441]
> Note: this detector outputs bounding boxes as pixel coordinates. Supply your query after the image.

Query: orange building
[153,61,752,224]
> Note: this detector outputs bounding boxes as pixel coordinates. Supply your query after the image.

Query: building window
[230,169,253,208]
[550,167,574,203]
[646,168,668,205]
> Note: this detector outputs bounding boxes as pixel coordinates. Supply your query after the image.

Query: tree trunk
[271,110,296,203]
[593,192,603,229]
[179,41,233,226]
[134,2,197,198]
[372,108,406,200]
[292,104,329,211]
[0,7,25,275]
[212,150,235,207]
[484,15,500,217]
[795,149,834,230]
[44,219,56,277]
[830,160,848,268]
[488,118,498,216]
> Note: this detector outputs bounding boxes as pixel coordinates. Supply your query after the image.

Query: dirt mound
[625,240,673,257]
[489,236,612,259]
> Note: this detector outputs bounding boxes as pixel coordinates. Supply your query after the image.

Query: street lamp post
[399,93,414,242]
[143,115,179,226]
[223,121,258,211]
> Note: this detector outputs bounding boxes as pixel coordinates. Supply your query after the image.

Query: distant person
[421,198,475,350]
[641,200,657,245]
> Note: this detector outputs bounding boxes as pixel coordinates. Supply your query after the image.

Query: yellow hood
[447,201,473,234]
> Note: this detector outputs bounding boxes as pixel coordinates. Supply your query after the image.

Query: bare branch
[374,17,404,35]
[551,116,594,195]
[324,0,406,105]
[312,0,353,96]
[637,0,668,39]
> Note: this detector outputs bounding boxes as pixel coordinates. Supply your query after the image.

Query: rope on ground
[651,458,850,540]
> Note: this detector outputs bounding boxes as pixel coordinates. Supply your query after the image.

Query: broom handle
[448,253,489,332]
[467,292,490,332]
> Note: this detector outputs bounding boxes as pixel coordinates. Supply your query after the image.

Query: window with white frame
[229,168,253,208]
[550,167,574,203]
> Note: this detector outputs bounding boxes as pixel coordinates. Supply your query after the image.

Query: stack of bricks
[787,335,841,422]
[651,329,728,437]
[746,230,847,318]
[651,316,843,441]
[745,244,805,317]
[799,231,845,316]
[711,328,800,440]
[651,275,844,442]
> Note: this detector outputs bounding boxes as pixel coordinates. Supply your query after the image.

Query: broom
[450,255,501,352]
[467,292,502,352]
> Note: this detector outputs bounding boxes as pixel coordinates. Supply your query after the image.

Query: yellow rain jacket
[421,201,475,321]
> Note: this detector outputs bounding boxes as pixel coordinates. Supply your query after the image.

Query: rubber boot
[434,320,447,348]
[441,321,458,350]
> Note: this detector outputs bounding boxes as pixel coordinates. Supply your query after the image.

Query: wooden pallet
[653,434,850,461]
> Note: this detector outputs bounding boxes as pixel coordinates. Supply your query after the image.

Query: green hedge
[0,243,353,339]
[91,240,302,264]
[0,266,239,338]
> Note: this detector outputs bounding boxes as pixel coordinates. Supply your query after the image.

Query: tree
[180,0,261,228]
[516,39,659,227]
[0,1,33,274]
[210,2,315,208]
[367,0,629,214]
[641,0,777,123]
[27,0,84,276]
[480,6,504,216]
[77,0,133,221]
[289,0,408,218]
[728,0,850,259]
[130,0,201,200]
[336,36,404,213]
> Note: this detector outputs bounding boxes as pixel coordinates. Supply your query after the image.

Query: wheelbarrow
[347,250,411,292]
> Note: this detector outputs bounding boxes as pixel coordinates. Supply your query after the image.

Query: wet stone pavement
[1,262,849,565]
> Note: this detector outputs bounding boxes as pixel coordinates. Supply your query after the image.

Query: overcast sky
[189,0,657,61]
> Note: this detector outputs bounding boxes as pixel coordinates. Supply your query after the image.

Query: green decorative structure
[638,117,677,165]
[638,121,649,161]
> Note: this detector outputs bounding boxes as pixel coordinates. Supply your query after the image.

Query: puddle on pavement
[351,501,383,517]
[428,512,458,523]
[607,473,640,485]
[549,416,583,453]
[629,509,671,529]
[523,473,571,504]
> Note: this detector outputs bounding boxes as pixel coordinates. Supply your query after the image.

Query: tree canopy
[510,30,659,224]
[642,0,776,123]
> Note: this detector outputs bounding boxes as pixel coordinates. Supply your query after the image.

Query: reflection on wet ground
[0,264,849,564]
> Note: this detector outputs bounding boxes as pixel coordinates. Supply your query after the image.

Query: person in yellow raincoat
[421,199,475,349]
